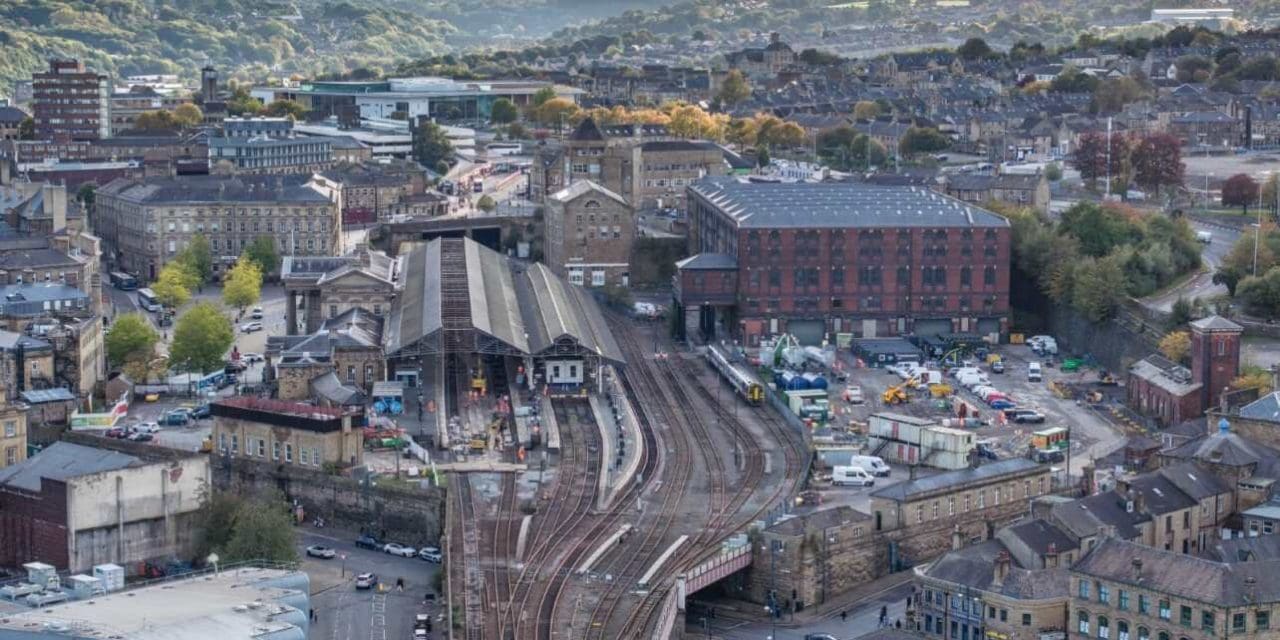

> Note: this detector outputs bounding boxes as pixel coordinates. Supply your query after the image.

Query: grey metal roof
[0,330,51,352]
[548,180,627,207]
[467,238,529,353]
[1240,392,1280,423]
[20,388,75,403]
[871,458,1043,502]
[310,372,365,406]
[385,239,440,355]
[689,177,1010,230]
[0,442,139,492]
[674,253,737,271]
[515,263,624,364]
[99,174,332,205]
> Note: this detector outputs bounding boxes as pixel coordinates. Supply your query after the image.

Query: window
[5,446,15,466]
[285,444,293,463]
[231,435,238,454]
[948,496,955,515]
[1022,613,1030,626]
[1232,613,1245,633]
[300,447,309,465]
[1137,627,1149,640]
[984,266,996,285]
[256,438,265,457]
[1157,633,1169,640]
[977,491,985,509]
[1180,606,1192,627]
[1258,611,1270,630]
[272,441,280,460]
[312,449,320,465]
[1201,611,1214,632]
[916,504,924,523]
[1000,609,1008,621]
[1099,615,1110,639]
[964,493,971,512]
[1119,590,1130,611]
[218,433,227,453]
[933,501,939,519]
[592,270,606,287]
[2,421,14,437]
[1098,583,1110,604]
[330,304,338,318]
[1118,621,1130,640]
[1159,601,1171,621]
[347,365,356,383]
[1079,612,1091,634]
[1079,580,1091,599]
[1139,595,1150,615]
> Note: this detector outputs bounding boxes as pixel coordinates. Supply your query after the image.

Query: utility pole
[1105,117,1112,197]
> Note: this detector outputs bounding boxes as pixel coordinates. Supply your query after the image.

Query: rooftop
[767,505,871,536]
[0,441,139,492]
[1073,537,1280,607]
[871,458,1044,502]
[211,397,353,433]
[1129,354,1199,396]
[675,253,738,271]
[98,174,332,205]
[688,177,1010,230]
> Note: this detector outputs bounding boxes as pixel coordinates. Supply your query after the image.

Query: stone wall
[212,455,446,548]
[1046,303,1158,374]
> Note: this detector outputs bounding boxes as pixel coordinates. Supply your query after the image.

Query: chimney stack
[993,551,1011,586]
[1131,557,1143,582]
[1045,542,1060,569]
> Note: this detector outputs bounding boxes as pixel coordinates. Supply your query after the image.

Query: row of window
[913,478,1045,523]
[744,265,1001,289]
[155,220,328,234]
[742,295,1001,313]
[1078,586,1271,632]
[161,207,325,218]
[567,269,609,287]
[218,433,324,466]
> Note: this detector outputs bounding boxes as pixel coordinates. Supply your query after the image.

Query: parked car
[240,322,263,333]
[242,352,264,364]
[105,427,128,439]
[418,547,442,563]
[990,398,1017,410]
[1010,409,1046,424]
[225,361,247,374]
[134,421,161,433]
[383,543,417,558]
[128,432,153,442]
[191,404,212,419]
[355,573,378,590]
[160,410,189,426]
[249,307,264,320]
[355,534,380,550]
[975,441,1000,460]
[306,545,336,559]
[990,360,1005,374]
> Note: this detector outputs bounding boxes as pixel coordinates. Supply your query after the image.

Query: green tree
[1044,162,1063,182]
[957,37,994,60]
[852,101,879,121]
[18,117,34,140]
[490,98,518,124]
[152,263,195,309]
[222,258,263,312]
[476,195,496,212]
[264,100,307,120]
[412,119,454,170]
[756,146,770,168]
[530,87,556,108]
[1072,253,1127,322]
[221,493,298,563]
[76,184,96,210]
[133,110,179,132]
[226,86,262,117]
[177,236,213,285]
[243,236,279,276]
[1237,267,1280,317]
[106,313,159,369]
[717,69,752,107]
[170,302,234,373]
[898,127,950,157]
[172,103,204,128]
[1168,296,1194,329]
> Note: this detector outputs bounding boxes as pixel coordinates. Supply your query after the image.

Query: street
[690,581,913,639]
[296,529,442,640]
[1140,220,1239,313]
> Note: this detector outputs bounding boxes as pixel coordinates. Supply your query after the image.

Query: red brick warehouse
[675,177,1012,346]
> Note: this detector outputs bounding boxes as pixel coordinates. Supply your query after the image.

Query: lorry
[831,465,875,487]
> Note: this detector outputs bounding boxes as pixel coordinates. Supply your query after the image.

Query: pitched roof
[1126,472,1197,514]
[1158,462,1233,500]
[675,253,737,271]
[999,518,1079,557]
[0,106,27,124]
[870,458,1043,502]
[0,442,139,492]
[569,117,606,142]
[548,180,628,208]
[1073,538,1280,607]
[689,177,1010,230]
[1049,490,1150,541]
[1190,315,1243,332]
[766,505,870,536]
[1240,391,1280,423]
[1204,532,1280,563]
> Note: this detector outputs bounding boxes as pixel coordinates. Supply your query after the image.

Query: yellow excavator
[882,383,909,405]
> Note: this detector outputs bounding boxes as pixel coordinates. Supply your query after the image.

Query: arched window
[1137,626,1150,640]
[1118,620,1130,640]
[1157,632,1169,640]
[583,199,601,209]
[1099,615,1111,639]
[1079,612,1091,635]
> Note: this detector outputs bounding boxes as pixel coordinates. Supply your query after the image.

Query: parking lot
[832,339,1126,476]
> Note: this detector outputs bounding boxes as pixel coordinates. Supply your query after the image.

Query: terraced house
[1071,538,1280,640]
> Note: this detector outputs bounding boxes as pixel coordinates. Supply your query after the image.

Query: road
[692,581,913,639]
[1140,220,1239,313]
[297,529,442,640]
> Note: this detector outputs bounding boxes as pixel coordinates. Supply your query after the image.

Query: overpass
[369,211,537,256]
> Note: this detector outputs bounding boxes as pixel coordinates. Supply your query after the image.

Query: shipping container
[920,426,974,454]
[929,449,974,470]
[868,412,936,443]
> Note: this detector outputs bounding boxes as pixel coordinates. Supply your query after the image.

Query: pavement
[689,573,914,639]
[296,529,442,640]
[1140,220,1238,313]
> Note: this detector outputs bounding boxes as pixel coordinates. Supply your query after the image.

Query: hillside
[0,0,670,98]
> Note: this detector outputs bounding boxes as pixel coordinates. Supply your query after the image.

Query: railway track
[489,471,519,638]
[454,473,486,640]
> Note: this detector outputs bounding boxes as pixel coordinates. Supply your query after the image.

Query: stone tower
[1189,315,1243,413]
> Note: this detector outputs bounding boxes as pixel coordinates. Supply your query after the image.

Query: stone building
[266,308,385,403]
[0,441,210,573]
[0,330,55,399]
[0,392,27,469]
[724,33,797,80]
[544,180,634,288]
[945,173,1052,215]
[677,177,1012,345]
[0,106,26,142]
[317,161,431,225]
[280,248,399,335]
[1128,316,1242,427]
[870,459,1054,535]
[211,396,363,469]
[1070,538,1280,640]
[1157,417,1280,514]
[95,173,341,280]
[745,506,878,609]
[1116,465,1230,555]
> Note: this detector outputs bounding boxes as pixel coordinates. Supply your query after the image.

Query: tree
[1158,330,1192,363]
[169,302,234,373]
[1237,267,1280,317]
[1072,253,1127,322]
[1214,269,1244,297]
[243,236,279,276]
[1265,174,1280,215]
[226,86,263,117]
[898,127,950,157]
[152,263,195,309]
[177,236,213,284]
[756,146,770,168]
[1051,66,1100,93]
[133,110,179,132]
[533,98,580,130]
[222,258,262,312]
[76,184,96,211]
[1044,162,1063,182]
[1234,364,1275,395]
[530,87,556,108]
[222,493,298,563]
[852,100,879,121]
[18,117,34,140]
[106,313,159,369]
[476,195,496,212]
[667,104,725,140]
[264,100,307,120]
[717,70,752,107]
[172,103,204,128]
[412,119,454,170]
[1222,173,1260,214]
[1072,131,1109,186]
[1175,55,1213,83]
[1131,134,1184,195]
[1168,296,1194,329]
[490,98,518,124]
[1093,77,1147,113]
[817,126,886,170]
[957,37,994,60]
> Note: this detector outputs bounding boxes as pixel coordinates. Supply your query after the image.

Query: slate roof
[0,106,27,125]
[0,330,51,352]
[639,140,722,153]
[1204,532,1280,563]
[688,177,1009,230]
[1049,490,1150,541]
[1128,354,1199,396]
[310,371,365,406]
[923,538,1070,600]
[1073,537,1280,607]
[999,518,1079,557]
[947,173,1043,192]
[1190,315,1243,332]
[1158,462,1232,500]
[1126,472,1197,514]
[674,253,737,271]
[1163,424,1280,474]
[0,442,139,492]
[1241,392,1280,423]
[548,180,628,207]
[767,505,871,536]
[98,174,331,205]
[870,458,1043,502]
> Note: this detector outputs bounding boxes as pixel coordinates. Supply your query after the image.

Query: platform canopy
[385,237,624,365]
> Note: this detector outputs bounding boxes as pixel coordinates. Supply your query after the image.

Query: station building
[675,177,1012,346]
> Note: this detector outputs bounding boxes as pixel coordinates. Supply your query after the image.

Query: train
[706,345,765,405]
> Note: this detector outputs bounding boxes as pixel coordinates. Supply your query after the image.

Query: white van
[850,455,891,477]
[832,466,875,487]
[1196,231,1212,244]
[1028,362,1043,382]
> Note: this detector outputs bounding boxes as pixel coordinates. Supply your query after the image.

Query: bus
[137,288,162,312]
[109,272,138,291]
